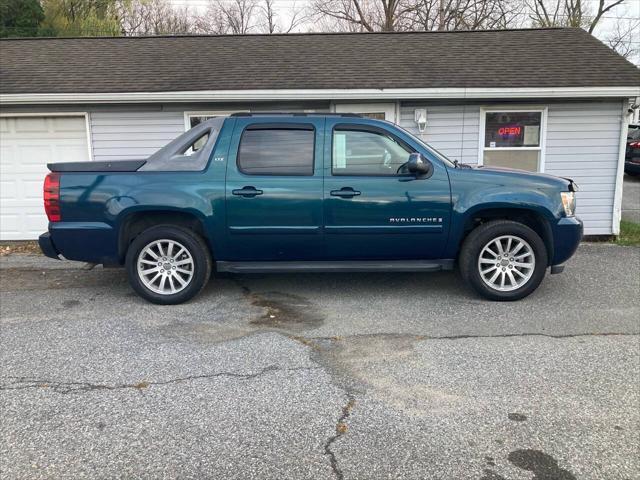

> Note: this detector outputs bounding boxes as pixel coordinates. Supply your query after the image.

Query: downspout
[611,98,632,235]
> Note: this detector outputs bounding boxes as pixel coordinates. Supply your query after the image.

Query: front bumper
[551,216,583,266]
[38,232,61,260]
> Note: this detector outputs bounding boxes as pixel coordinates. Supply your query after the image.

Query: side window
[238,127,314,176]
[182,132,209,156]
[332,129,412,176]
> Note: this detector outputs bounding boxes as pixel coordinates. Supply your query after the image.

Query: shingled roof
[1,28,638,95]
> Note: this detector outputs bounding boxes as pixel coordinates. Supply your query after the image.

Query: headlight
[561,191,576,217]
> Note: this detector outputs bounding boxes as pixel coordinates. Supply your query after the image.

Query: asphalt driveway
[1,243,638,479]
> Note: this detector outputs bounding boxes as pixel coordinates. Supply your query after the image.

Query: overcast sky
[170,0,639,65]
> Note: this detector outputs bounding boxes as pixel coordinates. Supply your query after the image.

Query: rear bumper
[45,222,119,264]
[39,232,61,260]
[551,216,583,266]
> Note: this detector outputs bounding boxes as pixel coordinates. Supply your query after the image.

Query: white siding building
[1,29,639,239]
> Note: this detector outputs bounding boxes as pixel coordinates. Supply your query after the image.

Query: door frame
[332,102,398,123]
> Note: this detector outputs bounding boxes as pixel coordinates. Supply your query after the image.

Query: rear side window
[238,127,314,175]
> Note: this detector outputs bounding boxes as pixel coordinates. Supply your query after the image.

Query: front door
[225,117,324,261]
[323,119,451,260]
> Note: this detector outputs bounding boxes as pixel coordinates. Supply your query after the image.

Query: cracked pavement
[0,243,639,479]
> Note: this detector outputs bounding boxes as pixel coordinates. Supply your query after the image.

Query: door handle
[330,187,361,198]
[232,186,263,197]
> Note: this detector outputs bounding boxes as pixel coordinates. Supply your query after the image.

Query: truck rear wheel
[125,225,212,305]
[459,220,548,301]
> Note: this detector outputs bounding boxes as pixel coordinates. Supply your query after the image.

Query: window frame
[236,123,316,177]
[183,110,248,131]
[330,123,416,177]
[478,106,548,172]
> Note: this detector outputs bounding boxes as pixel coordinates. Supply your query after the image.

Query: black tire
[125,225,212,305]
[459,220,548,301]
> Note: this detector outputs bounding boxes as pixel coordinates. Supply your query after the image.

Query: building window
[238,127,315,176]
[184,111,247,130]
[481,109,545,172]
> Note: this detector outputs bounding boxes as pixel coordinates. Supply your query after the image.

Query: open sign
[498,126,521,136]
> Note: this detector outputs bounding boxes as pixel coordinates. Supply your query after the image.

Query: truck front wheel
[125,225,212,305]
[459,220,548,301]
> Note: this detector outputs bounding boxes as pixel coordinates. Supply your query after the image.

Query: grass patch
[0,241,41,256]
[616,220,640,246]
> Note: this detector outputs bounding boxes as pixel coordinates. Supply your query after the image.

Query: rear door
[323,119,451,260]
[224,117,324,261]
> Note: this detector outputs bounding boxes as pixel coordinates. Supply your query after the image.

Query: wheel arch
[117,209,213,263]
[458,206,554,266]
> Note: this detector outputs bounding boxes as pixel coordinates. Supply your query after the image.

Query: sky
[170,0,640,65]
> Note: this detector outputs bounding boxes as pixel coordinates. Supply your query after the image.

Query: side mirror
[407,152,432,177]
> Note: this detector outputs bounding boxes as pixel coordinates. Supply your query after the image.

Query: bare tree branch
[605,17,639,59]
[198,0,258,34]
[589,0,624,33]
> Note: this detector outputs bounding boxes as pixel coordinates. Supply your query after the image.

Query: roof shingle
[0,28,638,94]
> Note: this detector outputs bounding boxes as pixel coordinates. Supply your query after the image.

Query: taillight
[630,141,640,148]
[44,173,61,222]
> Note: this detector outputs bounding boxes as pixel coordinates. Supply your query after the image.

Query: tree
[258,0,307,33]
[605,18,639,59]
[526,0,625,33]
[198,0,259,34]
[39,0,121,36]
[410,0,521,31]
[311,0,418,32]
[116,0,194,36]
[311,0,520,32]
[0,0,45,37]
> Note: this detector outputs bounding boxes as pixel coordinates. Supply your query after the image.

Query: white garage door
[0,116,90,240]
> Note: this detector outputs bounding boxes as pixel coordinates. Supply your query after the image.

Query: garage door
[0,116,90,240]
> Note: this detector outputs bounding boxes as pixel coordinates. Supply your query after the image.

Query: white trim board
[2,86,639,105]
[612,99,631,236]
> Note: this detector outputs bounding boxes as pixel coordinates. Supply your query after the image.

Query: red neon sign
[498,126,521,136]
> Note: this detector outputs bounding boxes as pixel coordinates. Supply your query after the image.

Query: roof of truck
[1,28,639,96]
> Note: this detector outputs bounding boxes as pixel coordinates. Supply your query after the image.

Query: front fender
[445,185,561,259]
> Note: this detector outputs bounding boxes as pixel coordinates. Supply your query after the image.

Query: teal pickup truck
[40,113,582,304]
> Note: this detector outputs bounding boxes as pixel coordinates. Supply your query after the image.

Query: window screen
[332,129,412,176]
[238,128,314,176]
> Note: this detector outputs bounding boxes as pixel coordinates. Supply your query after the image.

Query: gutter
[1,86,640,105]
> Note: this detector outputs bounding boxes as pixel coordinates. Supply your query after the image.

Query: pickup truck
[39,113,582,304]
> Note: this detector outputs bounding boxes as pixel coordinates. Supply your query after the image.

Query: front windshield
[396,125,457,168]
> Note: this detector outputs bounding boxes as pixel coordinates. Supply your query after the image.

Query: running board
[216,259,455,274]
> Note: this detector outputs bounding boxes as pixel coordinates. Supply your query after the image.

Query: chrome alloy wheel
[477,235,535,292]
[137,239,194,295]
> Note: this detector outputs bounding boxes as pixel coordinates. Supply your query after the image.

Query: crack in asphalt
[0,365,321,395]
[323,393,356,480]
[307,332,638,343]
